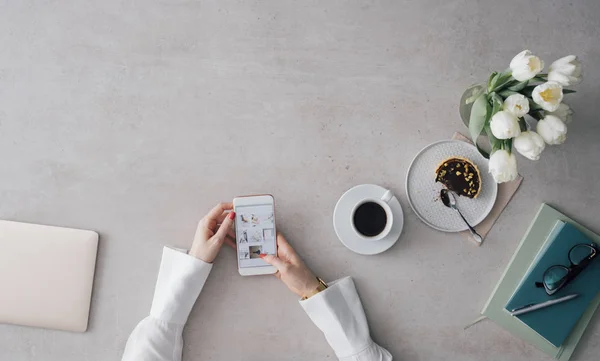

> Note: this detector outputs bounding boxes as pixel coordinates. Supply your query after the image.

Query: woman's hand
[260,233,321,298]
[189,202,236,263]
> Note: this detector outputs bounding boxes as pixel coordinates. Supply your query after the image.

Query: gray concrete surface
[1,1,599,360]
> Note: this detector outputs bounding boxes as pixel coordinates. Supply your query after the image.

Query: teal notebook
[505,221,600,347]
[481,204,600,361]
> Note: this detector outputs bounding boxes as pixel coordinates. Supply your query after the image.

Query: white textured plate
[406,140,498,232]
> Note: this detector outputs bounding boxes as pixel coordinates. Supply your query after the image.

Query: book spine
[481,203,546,314]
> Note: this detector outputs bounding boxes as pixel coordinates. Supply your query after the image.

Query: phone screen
[235,203,276,268]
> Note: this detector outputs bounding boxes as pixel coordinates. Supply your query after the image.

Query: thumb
[214,211,235,243]
[260,253,285,270]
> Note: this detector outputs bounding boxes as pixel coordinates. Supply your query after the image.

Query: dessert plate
[406,140,498,232]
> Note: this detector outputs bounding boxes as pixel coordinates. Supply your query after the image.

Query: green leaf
[469,94,490,146]
[487,72,499,92]
[490,92,504,116]
[507,80,528,92]
[563,89,576,94]
[491,92,504,105]
[520,85,536,98]
[476,143,490,159]
[527,109,544,120]
[498,90,518,98]
[465,87,485,104]
[491,75,515,92]
[518,118,528,132]
[528,98,542,111]
[485,125,502,154]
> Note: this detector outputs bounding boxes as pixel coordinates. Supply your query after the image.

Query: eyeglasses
[535,243,598,296]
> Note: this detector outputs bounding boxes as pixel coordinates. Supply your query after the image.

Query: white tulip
[532,81,563,112]
[490,110,521,139]
[503,94,530,118]
[489,150,518,183]
[548,103,573,124]
[548,55,582,86]
[513,131,545,160]
[537,115,567,145]
[510,50,544,81]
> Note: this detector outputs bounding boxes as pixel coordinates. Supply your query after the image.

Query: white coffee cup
[351,189,394,241]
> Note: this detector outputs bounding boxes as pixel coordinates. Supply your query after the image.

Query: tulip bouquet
[463,50,582,183]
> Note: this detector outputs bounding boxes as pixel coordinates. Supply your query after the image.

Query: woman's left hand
[189,202,236,263]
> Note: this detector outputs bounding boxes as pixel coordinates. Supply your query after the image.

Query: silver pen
[509,293,579,316]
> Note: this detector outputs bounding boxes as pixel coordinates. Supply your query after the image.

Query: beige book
[0,220,98,332]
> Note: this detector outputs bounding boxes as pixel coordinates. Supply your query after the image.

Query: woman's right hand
[260,233,321,298]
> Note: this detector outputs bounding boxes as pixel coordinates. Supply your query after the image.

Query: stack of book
[481,204,600,361]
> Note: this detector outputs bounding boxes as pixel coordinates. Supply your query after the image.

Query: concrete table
[1,1,599,360]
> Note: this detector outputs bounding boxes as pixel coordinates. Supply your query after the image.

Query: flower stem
[505,139,513,153]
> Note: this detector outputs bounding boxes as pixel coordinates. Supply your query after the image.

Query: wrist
[301,277,328,300]
[188,248,213,264]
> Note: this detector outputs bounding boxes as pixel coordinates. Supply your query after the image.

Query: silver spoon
[440,189,482,244]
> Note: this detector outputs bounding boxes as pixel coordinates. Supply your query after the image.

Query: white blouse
[121,247,392,361]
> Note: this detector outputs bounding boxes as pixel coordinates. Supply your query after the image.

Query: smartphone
[233,195,278,276]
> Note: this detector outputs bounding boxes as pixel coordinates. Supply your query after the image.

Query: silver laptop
[0,220,98,332]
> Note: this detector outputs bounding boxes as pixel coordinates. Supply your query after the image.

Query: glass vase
[459,83,485,127]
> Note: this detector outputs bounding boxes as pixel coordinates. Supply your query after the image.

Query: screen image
[236,204,276,268]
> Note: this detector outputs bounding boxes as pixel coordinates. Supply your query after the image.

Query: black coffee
[353,202,387,237]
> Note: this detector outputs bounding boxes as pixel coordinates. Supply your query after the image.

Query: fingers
[210,214,235,235]
[204,212,232,232]
[260,253,285,270]
[215,212,230,224]
[213,211,235,243]
[227,228,236,240]
[224,234,237,249]
[206,202,234,222]
[201,202,233,232]
[275,233,299,264]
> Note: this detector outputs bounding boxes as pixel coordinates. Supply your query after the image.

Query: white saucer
[333,184,404,255]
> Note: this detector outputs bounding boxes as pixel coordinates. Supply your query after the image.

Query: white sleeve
[300,277,393,361]
[121,247,213,361]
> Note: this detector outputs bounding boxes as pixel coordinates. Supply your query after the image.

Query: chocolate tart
[435,157,482,198]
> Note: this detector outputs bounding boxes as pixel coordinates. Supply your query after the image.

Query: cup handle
[381,189,393,203]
